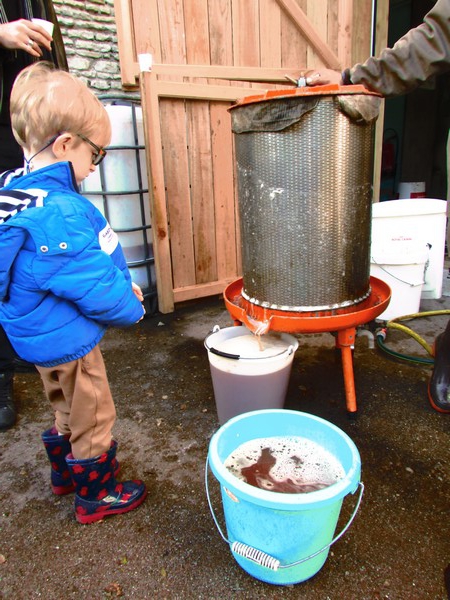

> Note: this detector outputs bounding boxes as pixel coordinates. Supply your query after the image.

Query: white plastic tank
[82,96,157,313]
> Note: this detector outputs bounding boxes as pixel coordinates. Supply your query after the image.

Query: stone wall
[53,0,134,96]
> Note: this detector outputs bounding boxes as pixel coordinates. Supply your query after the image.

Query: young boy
[0,62,147,523]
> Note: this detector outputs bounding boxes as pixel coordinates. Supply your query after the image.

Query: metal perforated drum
[230,86,381,312]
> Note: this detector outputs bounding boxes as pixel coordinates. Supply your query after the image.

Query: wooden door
[114,0,389,313]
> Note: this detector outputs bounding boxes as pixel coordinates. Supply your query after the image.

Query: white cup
[31,18,54,37]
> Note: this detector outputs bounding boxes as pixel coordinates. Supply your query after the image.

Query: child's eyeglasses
[76,133,107,166]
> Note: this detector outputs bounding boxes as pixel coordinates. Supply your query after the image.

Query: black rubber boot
[0,371,16,431]
[428,322,450,413]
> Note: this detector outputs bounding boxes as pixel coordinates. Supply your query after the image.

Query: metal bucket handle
[205,458,364,572]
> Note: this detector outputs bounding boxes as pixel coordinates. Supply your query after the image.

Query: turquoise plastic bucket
[206,409,363,585]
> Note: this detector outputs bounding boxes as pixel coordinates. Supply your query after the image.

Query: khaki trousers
[36,344,116,459]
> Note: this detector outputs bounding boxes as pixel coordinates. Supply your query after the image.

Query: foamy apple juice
[224,436,345,493]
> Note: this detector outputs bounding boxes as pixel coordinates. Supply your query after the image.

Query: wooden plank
[139,71,174,313]
[113,0,138,86]
[184,0,210,65]
[173,278,237,303]
[186,105,218,285]
[306,0,328,68]
[372,0,390,203]
[133,0,161,60]
[154,80,262,100]
[208,0,233,66]
[327,0,339,60]
[232,0,260,67]
[281,0,308,69]
[208,0,239,281]
[275,0,341,68]
[351,0,372,64]
[155,1,196,296]
[337,0,352,67]
[161,98,197,291]
[157,0,187,64]
[231,0,263,90]
[184,0,217,283]
[260,0,282,68]
[151,63,302,83]
[210,102,239,280]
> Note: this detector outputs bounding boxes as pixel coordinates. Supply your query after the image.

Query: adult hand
[301,68,343,86]
[0,19,52,58]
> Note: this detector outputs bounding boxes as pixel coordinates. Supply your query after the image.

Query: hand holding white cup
[31,18,54,37]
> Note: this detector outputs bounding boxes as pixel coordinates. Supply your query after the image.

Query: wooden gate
[114,0,388,313]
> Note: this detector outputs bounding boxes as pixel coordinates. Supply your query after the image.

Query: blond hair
[10,62,111,152]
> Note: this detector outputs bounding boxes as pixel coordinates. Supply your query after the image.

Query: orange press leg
[336,328,357,417]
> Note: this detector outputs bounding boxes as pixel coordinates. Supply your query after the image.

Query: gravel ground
[0,293,449,600]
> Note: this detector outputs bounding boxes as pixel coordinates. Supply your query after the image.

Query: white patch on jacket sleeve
[98,223,119,255]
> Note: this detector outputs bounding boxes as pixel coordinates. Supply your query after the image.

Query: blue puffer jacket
[0,162,144,367]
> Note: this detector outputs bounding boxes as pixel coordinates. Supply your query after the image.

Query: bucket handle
[209,348,241,360]
[205,458,364,572]
[208,345,295,360]
[370,258,425,287]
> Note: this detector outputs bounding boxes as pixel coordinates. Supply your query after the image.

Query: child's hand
[136,305,146,323]
[132,282,144,302]
[132,282,145,322]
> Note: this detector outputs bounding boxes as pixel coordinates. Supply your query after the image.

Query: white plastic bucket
[370,248,427,320]
[204,326,298,424]
[371,199,447,300]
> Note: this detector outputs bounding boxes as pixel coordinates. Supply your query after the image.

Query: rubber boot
[0,371,16,431]
[66,441,147,524]
[41,427,74,495]
[42,427,121,496]
[428,323,450,413]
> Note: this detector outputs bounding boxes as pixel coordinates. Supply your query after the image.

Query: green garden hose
[375,309,450,366]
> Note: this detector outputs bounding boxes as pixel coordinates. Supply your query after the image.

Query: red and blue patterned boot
[65,441,147,524]
[42,428,120,496]
[41,427,75,495]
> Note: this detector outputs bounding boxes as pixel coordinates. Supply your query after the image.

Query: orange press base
[223,276,391,416]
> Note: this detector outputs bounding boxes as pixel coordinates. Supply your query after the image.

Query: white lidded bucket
[204,326,298,425]
[371,199,447,300]
[370,246,427,321]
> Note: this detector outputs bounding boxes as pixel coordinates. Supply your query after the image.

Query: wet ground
[0,291,449,599]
